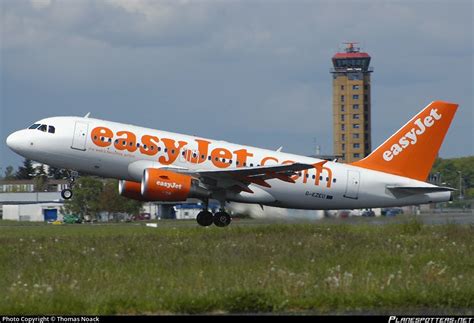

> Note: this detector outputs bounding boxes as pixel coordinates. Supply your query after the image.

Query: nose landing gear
[61,188,73,200]
[60,170,79,200]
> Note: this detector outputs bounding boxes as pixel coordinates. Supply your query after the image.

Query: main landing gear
[61,170,79,200]
[196,201,232,227]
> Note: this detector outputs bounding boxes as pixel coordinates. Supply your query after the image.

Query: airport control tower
[331,42,373,163]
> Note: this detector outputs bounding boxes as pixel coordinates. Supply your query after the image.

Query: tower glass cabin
[331,43,373,163]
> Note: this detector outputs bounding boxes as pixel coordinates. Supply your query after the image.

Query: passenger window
[48,126,55,133]
[38,125,47,132]
[28,124,41,129]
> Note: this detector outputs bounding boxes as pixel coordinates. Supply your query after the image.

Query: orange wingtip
[312,160,328,168]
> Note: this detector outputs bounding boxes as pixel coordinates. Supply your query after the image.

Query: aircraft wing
[189,161,327,191]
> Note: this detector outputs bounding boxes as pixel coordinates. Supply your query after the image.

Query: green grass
[0,219,473,314]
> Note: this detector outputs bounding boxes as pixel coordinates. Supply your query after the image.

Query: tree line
[61,177,143,220]
[2,159,68,181]
[430,156,474,200]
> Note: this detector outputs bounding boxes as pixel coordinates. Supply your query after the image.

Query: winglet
[84,112,91,118]
[351,101,458,181]
[312,160,328,169]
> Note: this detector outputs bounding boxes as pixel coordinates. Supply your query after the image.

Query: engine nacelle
[119,180,150,201]
[141,168,210,202]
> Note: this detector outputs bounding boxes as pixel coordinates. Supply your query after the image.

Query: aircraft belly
[227,185,276,204]
[264,180,337,210]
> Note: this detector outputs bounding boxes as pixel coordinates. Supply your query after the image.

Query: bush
[401,218,423,235]
[224,290,274,313]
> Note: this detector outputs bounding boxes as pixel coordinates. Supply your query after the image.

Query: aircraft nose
[6,130,26,153]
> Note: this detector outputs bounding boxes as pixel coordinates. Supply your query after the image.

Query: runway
[0,211,472,228]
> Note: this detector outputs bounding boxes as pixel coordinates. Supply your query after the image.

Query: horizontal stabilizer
[387,185,455,195]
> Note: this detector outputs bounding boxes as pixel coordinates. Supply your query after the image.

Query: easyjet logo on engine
[156,181,182,190]
[382,108,442,162]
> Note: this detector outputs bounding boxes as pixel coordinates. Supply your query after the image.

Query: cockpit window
[48,126,55,134]
[38,124,47,132]
[28,124,41,129]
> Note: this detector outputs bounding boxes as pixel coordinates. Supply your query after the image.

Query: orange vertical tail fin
[351,101,458,181]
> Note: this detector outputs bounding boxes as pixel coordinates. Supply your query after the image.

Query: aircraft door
[71,121,89,151]
[344,170,360,199]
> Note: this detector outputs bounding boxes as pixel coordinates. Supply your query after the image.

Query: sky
[1,0,473,173]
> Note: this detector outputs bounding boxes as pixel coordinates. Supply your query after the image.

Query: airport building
[0,179,69,193]
[331,42,373,163]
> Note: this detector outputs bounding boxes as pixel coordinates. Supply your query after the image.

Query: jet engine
[140,168,210,202]
[119,180,149,201]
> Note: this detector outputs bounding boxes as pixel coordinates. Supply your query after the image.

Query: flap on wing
[195,162,319,178]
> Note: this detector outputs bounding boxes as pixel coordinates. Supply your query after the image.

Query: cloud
[31,0,52,10]
[1,0,472,169]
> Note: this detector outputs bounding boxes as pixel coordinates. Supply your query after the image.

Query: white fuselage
[6,116,450,210]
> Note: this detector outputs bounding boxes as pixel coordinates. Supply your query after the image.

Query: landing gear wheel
[213,211,231,227]
[196,210,214,227]
[61,189,73,200]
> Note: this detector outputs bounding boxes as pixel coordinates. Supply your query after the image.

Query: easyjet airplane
[6,101,458,227]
